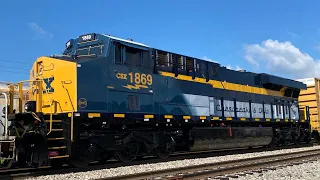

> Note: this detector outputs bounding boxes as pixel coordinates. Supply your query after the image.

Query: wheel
[153,135,175,159]
[115,142,139,163]
[69,140,93,168]
[153,146,171,159]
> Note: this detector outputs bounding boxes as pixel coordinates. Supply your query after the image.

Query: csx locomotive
[0,33,312,168]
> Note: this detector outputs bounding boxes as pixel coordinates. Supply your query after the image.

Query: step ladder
[45,115,70,161]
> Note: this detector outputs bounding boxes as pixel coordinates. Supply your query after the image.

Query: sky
[1,0,320,82]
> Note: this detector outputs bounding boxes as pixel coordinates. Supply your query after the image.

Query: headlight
[24,103,32,112]
[24,101,36,112]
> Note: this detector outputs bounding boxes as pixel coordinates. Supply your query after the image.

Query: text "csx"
[116,73,127,80]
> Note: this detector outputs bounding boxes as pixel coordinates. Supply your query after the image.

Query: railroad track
[100,148,320,180]
[0,144,315,180]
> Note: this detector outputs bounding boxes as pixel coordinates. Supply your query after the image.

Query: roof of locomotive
[102,34,149,48]
[72,33,307,90]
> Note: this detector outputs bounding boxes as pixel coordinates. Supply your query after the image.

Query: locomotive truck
[0,33,312,168]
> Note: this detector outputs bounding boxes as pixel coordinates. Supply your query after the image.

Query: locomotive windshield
[62,33,105,59]
[75,44,104,56]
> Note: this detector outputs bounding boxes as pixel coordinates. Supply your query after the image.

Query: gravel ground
[229,159,320,180]
[26,146,320,180]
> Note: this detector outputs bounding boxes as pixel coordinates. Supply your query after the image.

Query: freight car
[296,77,320,141]
[0,33,312,168]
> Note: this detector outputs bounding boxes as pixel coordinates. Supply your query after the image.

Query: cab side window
[114,42,150,68]
[124,46,141,67]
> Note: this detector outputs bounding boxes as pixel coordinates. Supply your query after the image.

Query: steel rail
[97,148,320,180]
[0,144,315,180]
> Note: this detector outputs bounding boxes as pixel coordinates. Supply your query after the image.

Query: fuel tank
[189,127,273,151]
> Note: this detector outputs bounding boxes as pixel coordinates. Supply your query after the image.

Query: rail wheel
[153,135,175,159]
[153,146,172,159]
[115,142,139,163]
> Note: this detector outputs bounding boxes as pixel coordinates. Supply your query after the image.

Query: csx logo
[116,73,127,80]
[32,77,54,95]
[43,77,54,93]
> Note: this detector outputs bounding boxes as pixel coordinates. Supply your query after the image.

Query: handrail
[11,79,55,135]
[71,112,74,142]
[33,79,54,135]
[1,93,8,139]
[61,81,75,142]
[41,81,53,135]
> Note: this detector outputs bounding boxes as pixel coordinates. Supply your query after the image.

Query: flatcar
[0,33,312,168]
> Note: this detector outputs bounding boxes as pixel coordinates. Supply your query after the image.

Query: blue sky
[1,0,320,82]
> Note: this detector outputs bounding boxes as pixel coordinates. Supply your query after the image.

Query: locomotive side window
[124,46,141,67]
[114,42,150,68]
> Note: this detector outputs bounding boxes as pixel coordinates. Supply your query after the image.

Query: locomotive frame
[0,33,313,168]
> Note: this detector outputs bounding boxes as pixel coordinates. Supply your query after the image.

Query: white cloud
[201,56,243,71]
[202,56,218,63]
[244,39,320,79]
[225,65,244,71]
[235,65,243,71]
[27,22,53,40]
[226,65,232,69]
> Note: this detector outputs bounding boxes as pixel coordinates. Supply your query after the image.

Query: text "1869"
[129,72,152,85]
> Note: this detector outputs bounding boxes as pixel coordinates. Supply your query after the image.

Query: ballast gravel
[26,146,320,180]
[229,159,320,180]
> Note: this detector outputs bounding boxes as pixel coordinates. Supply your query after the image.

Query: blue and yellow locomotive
[0,33,312,168]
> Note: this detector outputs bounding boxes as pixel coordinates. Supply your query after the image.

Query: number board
[116,72,153,86]
[79,33,96,42]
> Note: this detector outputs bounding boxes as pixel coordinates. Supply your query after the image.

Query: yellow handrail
[12,79,55,135]
[38,79,54,135]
